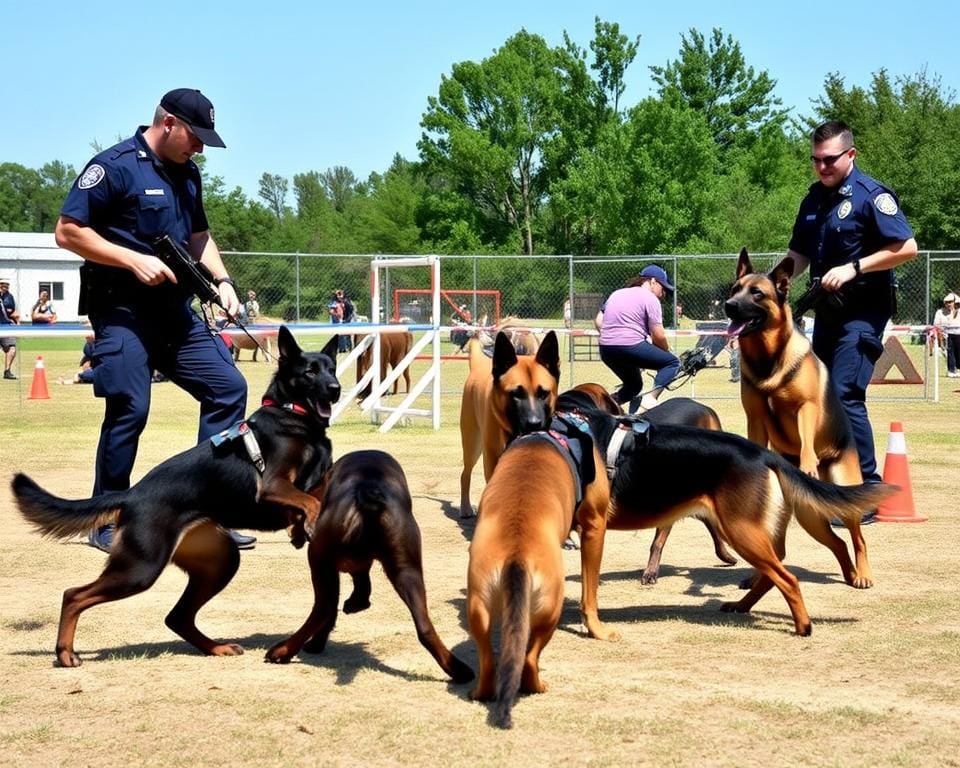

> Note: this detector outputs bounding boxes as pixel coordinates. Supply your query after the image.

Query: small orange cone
[875,422,926,523]
[27,355,50,400]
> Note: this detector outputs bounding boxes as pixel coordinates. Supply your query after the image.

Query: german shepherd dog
[459,331,560,517]
[266,449,474,684]
[725,249,874,588]
[555,392,895,637]
[13,326,340,667]
[467,404,611,728]
[563,385,737,583]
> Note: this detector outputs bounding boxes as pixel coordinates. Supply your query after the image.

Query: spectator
[54,87,254,552]
[31,289,58,324]
[0,277,19,379]
[244,289,260,320]
[595,265,680,413]
[334,289,354,352]
[58,334,97,384]
[934,293,960,377]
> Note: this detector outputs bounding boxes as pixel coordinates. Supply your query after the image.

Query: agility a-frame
[331,256,442,432]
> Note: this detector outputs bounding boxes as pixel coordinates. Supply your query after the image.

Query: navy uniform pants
[812,313,887,484]
[598,341,680,404]
[90,304,247,494]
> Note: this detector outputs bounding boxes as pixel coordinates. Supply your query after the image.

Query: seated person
[31,290,57,324]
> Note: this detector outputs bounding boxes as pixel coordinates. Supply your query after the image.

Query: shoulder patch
[874,193,898,216]
[78,164,105,190]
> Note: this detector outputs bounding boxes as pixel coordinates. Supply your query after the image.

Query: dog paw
[56,650,82,668]
[640,571,658,585]
[851,575,874,589]
[720,600,750,614]
[210,643,245,657]
[343,596,371,614]
[449,658,475,684]
[459,507,476,519]
[265,646,293,664]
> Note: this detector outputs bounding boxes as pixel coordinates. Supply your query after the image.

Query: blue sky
[4,1,957,201]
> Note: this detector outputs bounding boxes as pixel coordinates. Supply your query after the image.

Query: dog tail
[774,462,896,523]
[493,560,530,729]
[12,473,124,539]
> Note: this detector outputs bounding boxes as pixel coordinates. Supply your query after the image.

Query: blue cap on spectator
[640,265,674,292]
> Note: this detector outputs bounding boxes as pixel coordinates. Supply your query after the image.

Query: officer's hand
[131,254,178,286]
[821,263,857,292]
[219,282,241,319]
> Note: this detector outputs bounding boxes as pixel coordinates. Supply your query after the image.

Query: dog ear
[320,334,339,361]
[535,330,561,382]
[736,248,753,280]
[492,331,518,380]
[277,325,302,362]
[770,257,795,302]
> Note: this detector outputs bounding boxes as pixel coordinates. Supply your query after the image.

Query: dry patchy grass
[2,341,960,767]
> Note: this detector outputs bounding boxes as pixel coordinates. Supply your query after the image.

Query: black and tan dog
[556,391,895,638]
[563,384,736,583]
[266,449,474,684]
[725,248,874,588]
[459,330,560,517]
[13,326,340,667]
[467,407,611,728]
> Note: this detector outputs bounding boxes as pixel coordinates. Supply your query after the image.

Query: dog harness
[210,420,265,473]
[513,413,596,509]
[602,417,651,479]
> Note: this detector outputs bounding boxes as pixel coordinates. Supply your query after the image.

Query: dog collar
[261,397,310,416]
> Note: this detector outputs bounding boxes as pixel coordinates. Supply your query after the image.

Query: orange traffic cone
[875,422,926,523]
[27,355,50,400]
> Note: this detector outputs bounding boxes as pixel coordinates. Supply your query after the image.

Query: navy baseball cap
[640,265,674,292]
[160,88,226,148]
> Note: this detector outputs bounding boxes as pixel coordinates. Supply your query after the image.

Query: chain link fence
[216,250,958,400]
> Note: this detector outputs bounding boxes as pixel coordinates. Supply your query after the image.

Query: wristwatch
[213,276,236,288]
[851,259,862,276]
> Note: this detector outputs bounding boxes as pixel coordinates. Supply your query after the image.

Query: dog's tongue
[726,320,747,338]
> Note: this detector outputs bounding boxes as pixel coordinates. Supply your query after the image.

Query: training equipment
[28,356,50,400]
[875,422,926,523]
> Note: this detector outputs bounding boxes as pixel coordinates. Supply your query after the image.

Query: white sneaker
[948,371,959,378]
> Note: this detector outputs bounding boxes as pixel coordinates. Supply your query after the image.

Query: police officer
[55,88,256,551]
[787,120,918,515]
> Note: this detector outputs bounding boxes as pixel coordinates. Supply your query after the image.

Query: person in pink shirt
[595,265,679,413]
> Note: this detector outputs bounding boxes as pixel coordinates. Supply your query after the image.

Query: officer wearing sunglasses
[786,120,918,507]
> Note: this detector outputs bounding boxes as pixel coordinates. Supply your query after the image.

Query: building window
[38,281,64,301]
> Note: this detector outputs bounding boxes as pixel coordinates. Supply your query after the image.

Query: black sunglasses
[811,147,853,167]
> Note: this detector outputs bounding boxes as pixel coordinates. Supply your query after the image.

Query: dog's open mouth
[726,317,762,339]
[307,400,333,421]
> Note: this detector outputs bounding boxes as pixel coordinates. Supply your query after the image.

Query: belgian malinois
[467,408,611,728]
[725,248,874,588]
[13,326,340,667]
[458,331,560,517]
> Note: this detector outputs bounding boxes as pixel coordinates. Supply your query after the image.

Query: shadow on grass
[419,494,476,542]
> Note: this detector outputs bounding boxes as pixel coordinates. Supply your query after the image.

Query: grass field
[2,332,959,767]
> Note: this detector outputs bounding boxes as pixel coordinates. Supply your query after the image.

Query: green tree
[322,166,358,213]
[258,173,289,222]
[589,16,641,116]
[420,30,567,255]
[0,161,76,232]
[650,28,788,151]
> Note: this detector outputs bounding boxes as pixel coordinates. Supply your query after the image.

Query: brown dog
[467,411,611,728]
[557,392,894,637]
[354,330,413,398]
[458,330,560,517]
[565,384,736,583]
[266,450,474,683]
[725,248,873,588]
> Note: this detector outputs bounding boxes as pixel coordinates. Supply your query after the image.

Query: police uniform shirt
[0,292,15,324]
[61,127,209,307]
[789,166,913,310]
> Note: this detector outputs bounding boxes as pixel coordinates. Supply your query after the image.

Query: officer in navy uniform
[787,120,918,520]
[55,88,256,551]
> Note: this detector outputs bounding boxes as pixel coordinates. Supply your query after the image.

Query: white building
[0,232,84,323]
